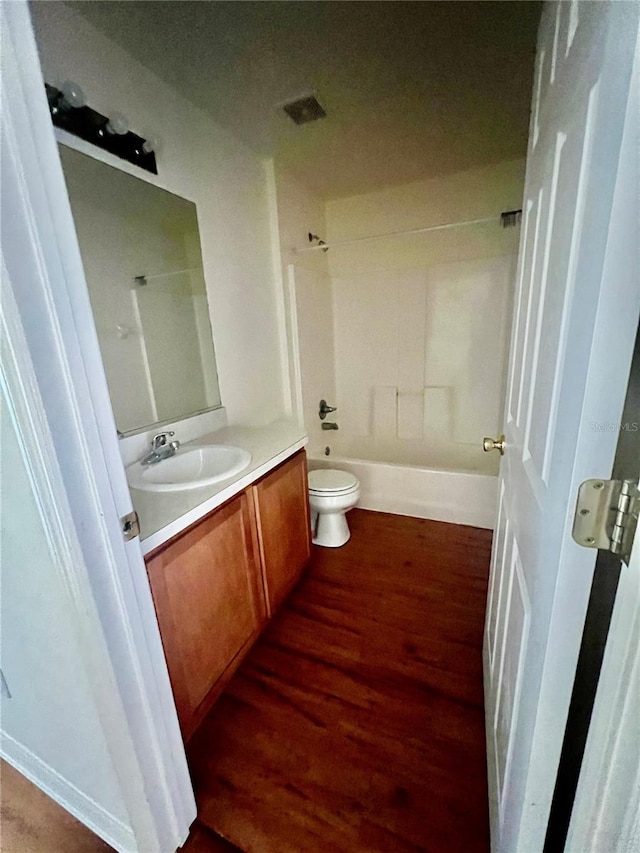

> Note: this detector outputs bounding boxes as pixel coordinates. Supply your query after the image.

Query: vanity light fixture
[45,81,158,175]
[104,111,130,136]
[54,80,87,112]
[141,136,158,154]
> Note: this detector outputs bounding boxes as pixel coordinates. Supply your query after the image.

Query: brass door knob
[483,434,505,455]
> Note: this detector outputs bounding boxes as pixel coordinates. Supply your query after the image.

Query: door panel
[483,3,639,850]
[493,542,530,827]
[486,482,507,672]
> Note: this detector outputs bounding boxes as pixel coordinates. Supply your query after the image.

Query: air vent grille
[283,95,326,125]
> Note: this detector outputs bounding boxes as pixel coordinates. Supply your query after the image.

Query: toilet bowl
[308,469,360,548]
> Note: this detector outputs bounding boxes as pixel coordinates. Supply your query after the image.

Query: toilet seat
[308,469,358,494]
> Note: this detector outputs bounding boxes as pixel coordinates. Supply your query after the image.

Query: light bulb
[106,112,129,135]
[142,135,158,154]
[60,80,86,108]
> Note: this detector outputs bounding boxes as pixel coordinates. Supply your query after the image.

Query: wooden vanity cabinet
[145,491,266,740]
[251,450,311,615]
[144,449,311,740]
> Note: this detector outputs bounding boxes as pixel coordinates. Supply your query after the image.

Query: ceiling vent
[283,95,326,125]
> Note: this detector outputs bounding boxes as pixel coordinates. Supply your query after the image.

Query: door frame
[1,3,195,849]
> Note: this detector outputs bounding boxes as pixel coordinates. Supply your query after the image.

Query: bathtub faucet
[322,422,339,431]
[319,399,337,420]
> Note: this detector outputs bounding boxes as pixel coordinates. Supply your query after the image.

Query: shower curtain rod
[132,267,201,285]
[295,213,511,252]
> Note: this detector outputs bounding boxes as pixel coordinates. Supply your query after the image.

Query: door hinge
[121,510,140,541]
[572,479,639,565]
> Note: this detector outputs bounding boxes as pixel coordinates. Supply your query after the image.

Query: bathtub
[307,436,498,530]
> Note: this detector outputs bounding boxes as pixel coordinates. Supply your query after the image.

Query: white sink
[127,444,252,492]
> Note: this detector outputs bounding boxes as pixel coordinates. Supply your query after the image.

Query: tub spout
[322,422,339,431]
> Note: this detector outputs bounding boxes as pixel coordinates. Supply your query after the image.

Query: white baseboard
[1,734,136,853]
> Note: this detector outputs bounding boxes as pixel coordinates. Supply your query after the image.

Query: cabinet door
[145,492,265,738]
[252,450,311,615]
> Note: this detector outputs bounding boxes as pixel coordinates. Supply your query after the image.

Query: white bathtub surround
[423,386,452,434]
[373,386,398,437]
[308,450,497,530]
[132,419,308,553]
[397,392,424,441]
[331,255,515,470]
[318,430,497,475]
[326,160,523,475]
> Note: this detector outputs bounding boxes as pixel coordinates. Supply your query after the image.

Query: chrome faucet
[321,422,339,431]
[141,431,181,466]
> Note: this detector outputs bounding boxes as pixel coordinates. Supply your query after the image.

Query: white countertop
[131,420,308,555]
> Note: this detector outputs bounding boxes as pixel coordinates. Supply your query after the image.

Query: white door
[484,3,640,852]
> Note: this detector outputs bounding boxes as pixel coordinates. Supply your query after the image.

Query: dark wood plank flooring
[188,510,492,853]
[182,822,244,852]
[0,759,112,853]
[1,759,238,853]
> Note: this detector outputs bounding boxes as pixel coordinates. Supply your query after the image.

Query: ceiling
[68,1,541,200]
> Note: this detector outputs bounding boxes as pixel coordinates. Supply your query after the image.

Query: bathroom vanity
[55,136,314,742]
[143,447,311,740]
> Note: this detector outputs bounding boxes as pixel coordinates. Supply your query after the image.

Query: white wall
[0,399,133,850]
[30,1,285,429]
[325,160,525,474]
[273,163,336,445]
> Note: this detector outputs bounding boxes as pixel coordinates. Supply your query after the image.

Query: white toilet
[308,469,360,548]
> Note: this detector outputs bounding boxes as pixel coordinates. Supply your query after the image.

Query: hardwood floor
[0,760,238,853]
[181,822,244,852]
[0,759,111,853]
[188,509,492,853]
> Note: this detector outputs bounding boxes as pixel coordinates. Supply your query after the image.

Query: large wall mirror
[59,145,221,436]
